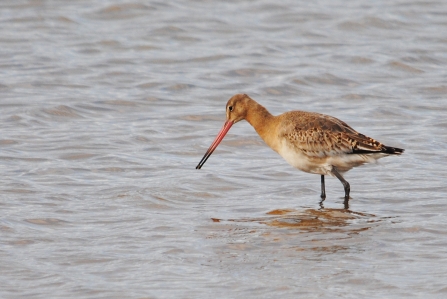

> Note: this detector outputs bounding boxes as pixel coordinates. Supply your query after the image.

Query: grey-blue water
[1,0,447,298]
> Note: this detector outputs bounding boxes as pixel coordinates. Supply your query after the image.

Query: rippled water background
[1,0,447,298]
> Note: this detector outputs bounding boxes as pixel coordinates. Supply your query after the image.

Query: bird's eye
[228,106,233,112]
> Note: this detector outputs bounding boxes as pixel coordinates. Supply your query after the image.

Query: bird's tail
[382,145,404,155]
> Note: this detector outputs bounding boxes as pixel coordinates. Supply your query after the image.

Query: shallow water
[1,0,447,298]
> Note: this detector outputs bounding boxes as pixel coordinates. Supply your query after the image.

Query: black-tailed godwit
[196,94,404,205]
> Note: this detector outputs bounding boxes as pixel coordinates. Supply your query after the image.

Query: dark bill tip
[195,120,233,170]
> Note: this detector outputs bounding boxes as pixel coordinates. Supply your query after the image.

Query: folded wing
[279,111,404,158]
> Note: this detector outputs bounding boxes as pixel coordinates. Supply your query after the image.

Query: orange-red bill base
[196,120,233,169]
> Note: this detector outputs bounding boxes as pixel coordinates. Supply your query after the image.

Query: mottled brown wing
[279,111,384,157]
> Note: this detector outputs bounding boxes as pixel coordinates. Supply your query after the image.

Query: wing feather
[278,111,400,157]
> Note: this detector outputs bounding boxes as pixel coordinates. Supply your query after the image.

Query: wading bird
[196,94,404,206]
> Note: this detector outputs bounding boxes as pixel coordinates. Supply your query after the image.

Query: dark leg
[331,166,350,200]
[343,199,349,210]
[320,175,326,199]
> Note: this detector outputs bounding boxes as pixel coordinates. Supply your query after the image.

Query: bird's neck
[245,100,278,151]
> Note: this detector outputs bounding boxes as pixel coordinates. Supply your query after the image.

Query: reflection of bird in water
[210,208,378,253]
[197,94,404,206]
[263,208,373,232]
[215,208,375,232]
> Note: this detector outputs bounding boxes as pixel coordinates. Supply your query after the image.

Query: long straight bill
[196,120,233,169]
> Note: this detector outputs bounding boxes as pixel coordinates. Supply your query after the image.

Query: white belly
[277,141,386,176]
[277,142,333,175]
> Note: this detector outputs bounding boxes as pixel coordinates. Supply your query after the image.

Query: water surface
[1,0,447,298]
